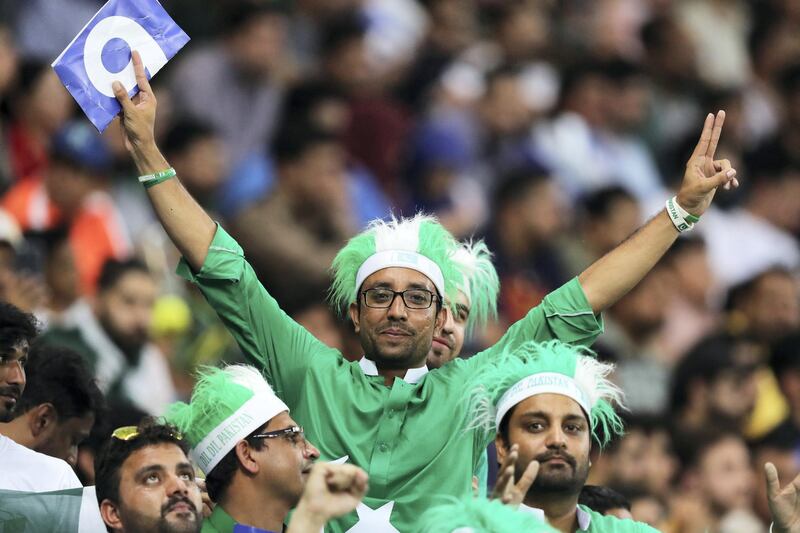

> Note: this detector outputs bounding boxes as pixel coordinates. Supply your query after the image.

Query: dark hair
[270,121,338,165]
[724,266,793,312]
[320,10,367,56]
[14,344,103,420]
[493,165,553,212]
[579,485,631,513]
[162,119,217,158]
[640,15,674,54]
[681,429,744,470]
[221,0,287,35]
[770,331,800,377]
[204,424,267,502]
[0,302,39,352]
[94,417,189,507]
[581,186,636,221]
[97,258,150,293]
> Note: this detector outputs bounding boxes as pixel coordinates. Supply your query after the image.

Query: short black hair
[579,485,631,513]
[493,164,553,212]
[724,266,794,312]
[94,417,189,507]
[14,344,103,420]
[97,258,150,293]
[0,302,39,352]
[581,186,636,221]
[270,121,338,166]
[221,0,287,35]
[320,10,367,56]
[770,331,800,377]
[680,429,744,470]
[162,119,217,158]
[204,424,267,503]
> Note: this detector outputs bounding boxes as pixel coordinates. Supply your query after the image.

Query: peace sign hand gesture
[676,110,739,217]
[766,462,800,533]
[491,444,540,507]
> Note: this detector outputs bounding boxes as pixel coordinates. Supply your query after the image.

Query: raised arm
[112,51,215,271]
[579,111,738,314]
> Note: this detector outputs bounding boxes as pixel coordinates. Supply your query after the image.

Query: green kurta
[179,226,603,532]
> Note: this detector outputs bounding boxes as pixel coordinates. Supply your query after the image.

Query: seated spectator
[579,485,633,519]
[41,258,177,415]
[669,334,760,437]
[1,120,132,294]
[0,302,84,492]
[672,430,764,533]
[726,267,800,345]
[94,417,203,533]
[762,331,800,450]
[167,365,321,532]
[0,343,102,467]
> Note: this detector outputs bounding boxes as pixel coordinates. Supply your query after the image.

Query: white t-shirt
[0,434,82,492]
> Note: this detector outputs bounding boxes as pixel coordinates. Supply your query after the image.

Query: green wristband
[139,167,177,189]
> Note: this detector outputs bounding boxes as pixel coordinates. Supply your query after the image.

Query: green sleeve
[176,224,340,406]
[468,278,603,368]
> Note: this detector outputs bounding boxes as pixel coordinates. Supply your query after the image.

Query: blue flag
[52,0,189,132]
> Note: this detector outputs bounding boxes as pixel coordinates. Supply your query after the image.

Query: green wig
[415,497,558,533]
[329,214,463,313]
[451,239,499,337]
[465,340,625,447]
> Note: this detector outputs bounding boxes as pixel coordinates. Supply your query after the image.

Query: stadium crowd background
[0,0,799,531]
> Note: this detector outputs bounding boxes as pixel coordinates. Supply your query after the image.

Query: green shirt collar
[203,506,237,533]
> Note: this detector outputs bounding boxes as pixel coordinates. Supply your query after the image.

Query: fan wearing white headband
[113,57,737,532]
[466,340,656,532]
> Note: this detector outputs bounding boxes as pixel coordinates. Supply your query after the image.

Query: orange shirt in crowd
[1,177,131,294]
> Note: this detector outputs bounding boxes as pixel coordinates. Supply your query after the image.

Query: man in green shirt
[113,51,737,531]
[465,339,657,532]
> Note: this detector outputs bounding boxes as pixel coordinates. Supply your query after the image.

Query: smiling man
[466,340,656,533]
[95,418,203,533]
[167,365,321,533]
[114,49,737,531]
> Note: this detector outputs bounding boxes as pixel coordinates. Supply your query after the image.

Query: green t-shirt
[178,225,604,533]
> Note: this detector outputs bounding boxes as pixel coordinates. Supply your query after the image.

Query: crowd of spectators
[0,0,799,531]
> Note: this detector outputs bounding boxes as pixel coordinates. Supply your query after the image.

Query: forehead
[512,393,588,422]
[2,340,29,360]
[264,411,295,431]
[361,267,436,291]
[121,443,189,478]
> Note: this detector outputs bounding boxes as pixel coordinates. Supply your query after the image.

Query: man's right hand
[288,463,369,532]
[112,50,158,157]
[766,462,800,533]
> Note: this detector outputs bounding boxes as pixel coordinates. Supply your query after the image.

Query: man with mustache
[167,365,322,533]
[466,340,656,532]
[114,50,737,531]
[94,417,204,533]
[0,301,89,493]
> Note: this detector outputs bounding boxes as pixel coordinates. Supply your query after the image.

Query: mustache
[0,385,21,400]
[379,322,414,335]
[535,450,576,468]
[161,494,198,516]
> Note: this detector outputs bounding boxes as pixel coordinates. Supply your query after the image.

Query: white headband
[190,392,288,475]
[494,372,592,430]
[355,250,445,298]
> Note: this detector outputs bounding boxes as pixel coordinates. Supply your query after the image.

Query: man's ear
[100,499,124,531]
[495,434,509,465]
[235,440,260,476]
[349,302,360,334]
[29,403,57,438]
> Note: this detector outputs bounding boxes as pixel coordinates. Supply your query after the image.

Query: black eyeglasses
[251,426,306,446]
[361,288,437,309]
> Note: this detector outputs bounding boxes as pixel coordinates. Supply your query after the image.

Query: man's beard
[363,321,430,369]
[0,384,22,422]
[98,315,145,364]
[119,495,201,533]
[526,450,590,496]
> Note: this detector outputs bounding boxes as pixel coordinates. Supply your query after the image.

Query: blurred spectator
[0,344,102,467]
[39,226,80,323]
[12,0,102,61]
[3,60,73,182]
[0,23,18,188]
[725,267,800,344]
[579,485,633,519]
[753,431,800,526]
[169,0,288,166]
[672,430,764,533]
[669,334,760,437]
[229,122,354,311]
[599,265,671,413]
[532,58,667,207]
[762,331,800,449]
[2,121,131,294]
[42,258,177,415]
[487,166,570,324]
[699,164,800,289]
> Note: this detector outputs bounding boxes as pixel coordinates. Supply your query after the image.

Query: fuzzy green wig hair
[328,214,463,313]
[465,340,625,447]
[451,239,499,337]
[415,497,558,533]
[166,365,288,474]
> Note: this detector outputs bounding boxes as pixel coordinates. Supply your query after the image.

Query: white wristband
[665,196,699,233]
